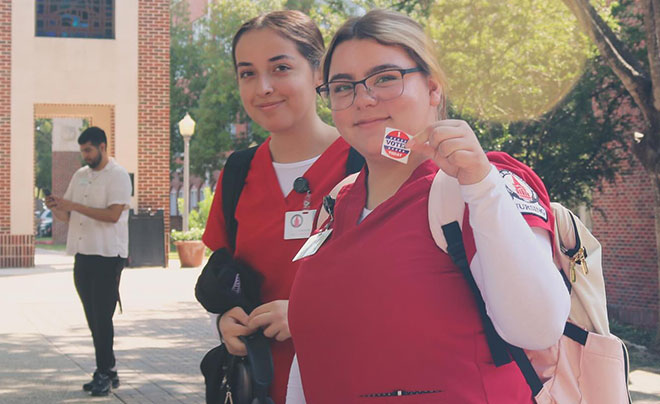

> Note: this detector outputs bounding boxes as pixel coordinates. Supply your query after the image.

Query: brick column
[0,2,31,267]
[0,0,11,234]
[138,0,170,232]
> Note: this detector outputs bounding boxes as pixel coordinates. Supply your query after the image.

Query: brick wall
[0,234,34,267]
[0,0,10,234]
[138,0,170,233]
[591,157,659,328]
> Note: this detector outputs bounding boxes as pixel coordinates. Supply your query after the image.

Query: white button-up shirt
[64,158,132,258]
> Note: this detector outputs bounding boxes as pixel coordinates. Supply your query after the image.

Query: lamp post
[178,113,196,232]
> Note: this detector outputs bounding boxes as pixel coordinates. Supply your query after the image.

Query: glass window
[36,0,115,39]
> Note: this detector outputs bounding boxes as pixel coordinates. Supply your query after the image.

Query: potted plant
[171,227,206,267]
[171,188,213,267]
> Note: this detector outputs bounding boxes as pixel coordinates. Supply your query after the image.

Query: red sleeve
[486,151,554,236]
[202,170,230,251]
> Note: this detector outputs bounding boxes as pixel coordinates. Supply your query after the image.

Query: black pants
[73,253,125,373]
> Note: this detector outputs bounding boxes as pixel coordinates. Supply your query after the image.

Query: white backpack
[428,169,632,404]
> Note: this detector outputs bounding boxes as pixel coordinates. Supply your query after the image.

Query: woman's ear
[428,76,442,107]
[313,66,324,88]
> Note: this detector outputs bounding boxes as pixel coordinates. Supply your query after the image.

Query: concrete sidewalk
[1,249,217,404]
[1,248,660,403]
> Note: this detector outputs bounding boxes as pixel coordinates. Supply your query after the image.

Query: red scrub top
[202,136,354,404]
[289,154,553,403]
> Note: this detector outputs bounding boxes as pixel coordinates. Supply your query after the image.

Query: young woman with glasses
[286,9,570,403]
[201,10,362,404]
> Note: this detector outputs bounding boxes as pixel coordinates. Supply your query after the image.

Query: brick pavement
[0,249,217,404]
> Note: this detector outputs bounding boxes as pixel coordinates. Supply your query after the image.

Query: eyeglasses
[316,67,424,111]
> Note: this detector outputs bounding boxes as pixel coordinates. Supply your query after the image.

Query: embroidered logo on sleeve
[499,169,548,221]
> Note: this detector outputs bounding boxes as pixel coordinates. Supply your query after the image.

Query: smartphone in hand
[43,189,54,207]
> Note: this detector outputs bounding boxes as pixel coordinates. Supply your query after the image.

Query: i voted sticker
[381,127,411,164]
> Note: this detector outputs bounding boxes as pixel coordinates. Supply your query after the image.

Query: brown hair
[232,10,325,71]
[323,9,447,118]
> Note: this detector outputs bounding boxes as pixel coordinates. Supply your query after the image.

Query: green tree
[34,118,52,194]
[171,0,208,170]
[180,0,631,207]
[428,0,591,123]
[463,58,634,207]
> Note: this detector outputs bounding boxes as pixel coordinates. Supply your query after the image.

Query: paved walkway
[1,249,217,404]
[1,249,660,403]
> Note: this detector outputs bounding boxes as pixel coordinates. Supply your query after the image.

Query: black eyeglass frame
[316,67,424,111]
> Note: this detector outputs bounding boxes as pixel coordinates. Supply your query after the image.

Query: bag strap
[221,146,258,252]
[560,211,582,257]
[239,332,275,404]
[345,146,365,176]
[441,221,544,396]
[441,222,512,367]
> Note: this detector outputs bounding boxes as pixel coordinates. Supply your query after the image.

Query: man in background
[46,126,132,397]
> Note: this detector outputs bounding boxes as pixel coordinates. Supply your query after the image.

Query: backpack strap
[345,147,365,176]
[441,222,512,367]
[560,212,582,258]
[441,221,544,396]
[221,146,258,252]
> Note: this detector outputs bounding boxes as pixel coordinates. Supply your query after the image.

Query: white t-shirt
[272,156,319,196]
[64,158,132,258]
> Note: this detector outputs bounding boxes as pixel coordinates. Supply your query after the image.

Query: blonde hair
[323,9,447,118]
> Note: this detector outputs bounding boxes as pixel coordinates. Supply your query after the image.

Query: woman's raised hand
[408,120,491,185]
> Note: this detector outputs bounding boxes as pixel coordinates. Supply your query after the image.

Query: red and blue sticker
[381,127,411,164]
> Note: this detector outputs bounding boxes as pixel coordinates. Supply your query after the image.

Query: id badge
[284,209,317,240]
[292,229,333,261]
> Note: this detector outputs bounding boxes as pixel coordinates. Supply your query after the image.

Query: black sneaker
[89,372,112,396]
[83,370,119,392]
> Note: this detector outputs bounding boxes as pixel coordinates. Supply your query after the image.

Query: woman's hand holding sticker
[408,119,491,185]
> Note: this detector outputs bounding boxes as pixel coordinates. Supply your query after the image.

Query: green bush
[171,227,204,242]
[171,187,214,241]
